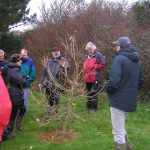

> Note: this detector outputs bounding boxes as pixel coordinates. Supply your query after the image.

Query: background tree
[0,0,36,57]
[132,1,150,28]
[0,0,34,32]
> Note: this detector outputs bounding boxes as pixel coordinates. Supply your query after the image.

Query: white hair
[85,42,97,50]
[0,49,4,55]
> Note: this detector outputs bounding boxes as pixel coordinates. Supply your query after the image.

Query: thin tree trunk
[62,96,73,135]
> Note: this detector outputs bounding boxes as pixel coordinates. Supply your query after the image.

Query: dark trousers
[7,104,24,132]
[46,87,60,107]
[86,82,99,110]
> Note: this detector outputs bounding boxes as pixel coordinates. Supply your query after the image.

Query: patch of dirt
[38,130,77,143]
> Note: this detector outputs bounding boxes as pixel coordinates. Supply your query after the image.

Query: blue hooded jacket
[21,56,36,88]
[106,46,144,112]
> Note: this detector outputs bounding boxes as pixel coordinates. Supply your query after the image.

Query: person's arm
[94,52,106,71]
[28,61,36,87]
[41,67,47,84]
[105,57,122,95]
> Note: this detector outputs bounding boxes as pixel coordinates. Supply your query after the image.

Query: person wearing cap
[15,49,36,131]
[6,54,27,136]
[105,36,144,150]
[39,47,70,115]
[83,42,106,113]
[0,49,9,85]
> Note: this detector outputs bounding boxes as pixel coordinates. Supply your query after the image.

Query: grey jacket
[106,46,144,112]
[41,56,70,88]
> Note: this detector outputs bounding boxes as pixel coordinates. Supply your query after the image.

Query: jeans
[110,107,127,144]
[23,89,29,109]
[17,89,29,117]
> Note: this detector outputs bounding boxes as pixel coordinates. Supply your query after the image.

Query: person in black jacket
[105,36,144,150]
[0,49,9,85]
[6,54,27,136]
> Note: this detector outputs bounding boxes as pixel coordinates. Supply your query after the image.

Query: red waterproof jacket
[0,72,12,126]
[83,51,105,83]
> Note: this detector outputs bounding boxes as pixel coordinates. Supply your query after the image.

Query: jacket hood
[8,62,21,69]
[119,46,139,62]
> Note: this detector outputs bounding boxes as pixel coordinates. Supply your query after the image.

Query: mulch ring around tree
[38,130,77,143]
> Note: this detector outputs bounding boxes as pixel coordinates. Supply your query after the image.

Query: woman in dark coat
[6,54,27,135]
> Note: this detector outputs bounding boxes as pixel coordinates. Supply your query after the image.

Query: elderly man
[39,47,70,115]
[16,49,36,130]
[83,42,105,113]
[105,36,144,150]
[0,49,9,85]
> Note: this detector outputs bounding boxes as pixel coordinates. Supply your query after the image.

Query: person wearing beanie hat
[5,54,27,136]
[39,46,70,116]
[83,42,106,113]
[105,36,144,149]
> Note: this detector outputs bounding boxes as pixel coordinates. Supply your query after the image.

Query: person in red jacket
[0,72,12,146]
[83,42,105,113]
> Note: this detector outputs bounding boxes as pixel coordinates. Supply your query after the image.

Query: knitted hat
[10,54,21,63]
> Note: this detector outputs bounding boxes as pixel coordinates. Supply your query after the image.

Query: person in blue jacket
[16,49,36,130]
[105,36,144,150]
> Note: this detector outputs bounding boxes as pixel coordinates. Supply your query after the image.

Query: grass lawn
[2,92,150,150]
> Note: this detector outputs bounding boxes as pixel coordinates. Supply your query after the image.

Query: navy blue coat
[106,46,144,112]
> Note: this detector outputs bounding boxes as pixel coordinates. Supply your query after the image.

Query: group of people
[39,36,144,150]
[0,36,144,150]
[0,49,36,145]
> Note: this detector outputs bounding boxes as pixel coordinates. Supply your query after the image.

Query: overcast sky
[10,0,138,31]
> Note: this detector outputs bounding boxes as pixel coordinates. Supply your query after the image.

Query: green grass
[2,92,150,150]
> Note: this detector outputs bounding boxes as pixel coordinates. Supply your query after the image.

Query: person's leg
[52,87,60,107]
[7,106,18,133]
[91,82,99,111]
[86,82,93,111]
[17,88,29,118]
[23,89,29,110]
[45,88,53,115]
[16,105,26,131]
[110,107,127,150]
[48,87,60,115]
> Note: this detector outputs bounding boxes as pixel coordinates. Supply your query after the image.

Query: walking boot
[7,120,15,133]
[114,142,126,150]
[125,135,132,150]
[7,120,15,139]
[16,116,23,131]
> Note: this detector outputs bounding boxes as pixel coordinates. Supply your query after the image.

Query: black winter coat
[7,62,27,107]
[106,46,144,112]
